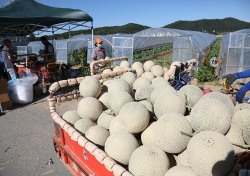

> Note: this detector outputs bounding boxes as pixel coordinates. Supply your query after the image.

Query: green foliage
[133,44,172,62]
[196,38,221,83]
[68,47,88,66]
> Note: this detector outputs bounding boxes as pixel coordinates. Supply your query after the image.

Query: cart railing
[89,56,128,75]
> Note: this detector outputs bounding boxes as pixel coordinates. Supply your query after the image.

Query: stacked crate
[0,79,12,112]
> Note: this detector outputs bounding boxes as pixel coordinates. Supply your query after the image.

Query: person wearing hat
[91,37,106,61]
[40,36,55,61]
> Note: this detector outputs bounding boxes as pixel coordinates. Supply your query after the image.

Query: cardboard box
[0,79,7,88]
[0,93,10,102]
[0,86,8,95]
[0,101,12,111]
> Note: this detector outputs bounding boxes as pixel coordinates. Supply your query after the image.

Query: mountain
[51,18,250,39]
[163,17,250,34]
[53,23,150,39]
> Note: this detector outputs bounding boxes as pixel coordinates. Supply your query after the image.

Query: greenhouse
[21,28,217,66]
[221,29,250,76]
[134,28,217,63]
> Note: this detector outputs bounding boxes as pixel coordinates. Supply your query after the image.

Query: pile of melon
[62,60,250,176]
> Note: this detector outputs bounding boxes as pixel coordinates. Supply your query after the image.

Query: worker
[40,36,55,61]
[0,45,8,79]
[91,37,106,61]
[223,70,250,103]
[1,39,17,81]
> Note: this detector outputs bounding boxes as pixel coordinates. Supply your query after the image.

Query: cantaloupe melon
[79,76,101,98]
[225,123,245,154]
[141,71,155,80]
[108,91,133,115]
[139,100,153,113]
[98,92,109,109]
[135,85,154,101]
[120,72,137,86]
[235,103,250,112]
[177,149,190,167]
[187,130,235,176]
[151,77,170,88]
[62,110,81,126]
[133,77,151,90]
[141,122,158,145]
[120,61,130,68]
[154,113,192,153]
[243,126,250,145]
[77,97,103,121]
[135,67,144,77]
[97,110,115,129]
[107,79,131,95]
[164,165,198,176]
[178,85,203,108]
[109,116,125,134]
[143,60,155,72]
[129,145,170,176]
[85,125,110,146]
[151,65,164,77]
[190,98,231,134]
[199,91,235,117]
[105,131,139,165]
[132,62,143,69]
[118,102,150,133]
[74,117,96,134]
[232,108,250,130]
[154,92,186,118]
[150,85,176,104]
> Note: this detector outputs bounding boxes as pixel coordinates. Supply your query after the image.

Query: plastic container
[8,75,38,104]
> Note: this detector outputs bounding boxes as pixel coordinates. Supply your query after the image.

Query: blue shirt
[0,52,2,62]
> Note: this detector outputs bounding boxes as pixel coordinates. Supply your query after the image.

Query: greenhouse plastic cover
[221,29,250,75]
[134,28,217,52]
[221,28,250,54]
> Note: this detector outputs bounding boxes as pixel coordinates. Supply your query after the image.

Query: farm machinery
[15,54,61,93]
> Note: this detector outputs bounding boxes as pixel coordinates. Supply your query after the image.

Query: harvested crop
[187,131,235,176]
[154,113,192,153]
[108,91,133,115]
[118,102,150,133]
[164,165,198,176]
[143,60,155,72]
[129,145,170,176]
[105,131,139,165]
[97,110,115,129]
[85,125,110,146]
[151,65,164,77]
[79,76,101,98]
[154,92,186,118]
[74,118,96,134]
[178,85,203,108]
[62,110,81,126]
[190,98,231,134]
[77,97,103,121]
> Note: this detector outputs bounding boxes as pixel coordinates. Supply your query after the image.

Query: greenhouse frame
[221,29,250,76]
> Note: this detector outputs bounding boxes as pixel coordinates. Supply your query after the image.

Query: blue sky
[1,0,250,28]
